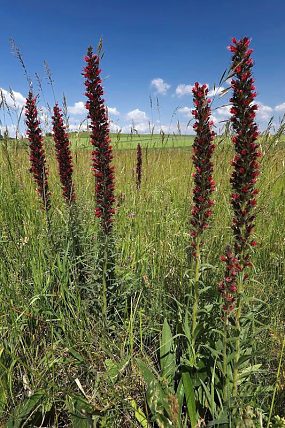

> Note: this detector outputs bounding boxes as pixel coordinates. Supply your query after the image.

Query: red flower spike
[228,37,260,265]
[52,104,76,204]
[83,46,115,235]
[25,91,50,211]
[219,246,242,312]
[190,83,216,257]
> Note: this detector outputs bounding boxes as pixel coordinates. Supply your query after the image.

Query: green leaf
[238,364,262,381]
[66,394,94,428]
[182,371,197,427]
[160,319,176,384]
[129,399,150,428]
[6,390,44,428]
[136,358,157,387]
[176,379,184,426]
[105,357,129,384]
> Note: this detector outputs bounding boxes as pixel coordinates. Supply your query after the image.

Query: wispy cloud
[151,78,171,95]
[177,106,192,117]
[68,101,86,115]
[256,102,273,121]
[275,102,285,112]
[108,107,120,116]
[126,108,148,122]
[175,83,194,97]
[0,87,26,109]
[208,86,225,97]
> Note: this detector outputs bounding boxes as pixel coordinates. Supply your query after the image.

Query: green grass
[0,134,284,425]
[64,132,196,150]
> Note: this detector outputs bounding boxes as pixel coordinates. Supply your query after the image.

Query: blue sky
[1,0,285,135]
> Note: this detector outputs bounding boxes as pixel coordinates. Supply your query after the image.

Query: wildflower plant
[52,103,84,276]
[83,46,116,317]
[219,36,261,399]
[190,82,215,336]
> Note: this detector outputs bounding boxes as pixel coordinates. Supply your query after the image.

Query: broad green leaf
[238,364,262,381]
[129,399,150,428]
[66,394,93,428]
[182,371,197,427]
[176,379,184,427]
[6,390,44,428]
[136,358,157,387]
[160,319,175,384]
[105,357,129,384]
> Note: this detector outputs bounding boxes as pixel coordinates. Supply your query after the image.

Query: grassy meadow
[0,132,285,426]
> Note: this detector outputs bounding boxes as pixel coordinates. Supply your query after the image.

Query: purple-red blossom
[190,82,216,256]
[229,37,260,266]
[219,37,260,313]
[83,46,115,235]
[52,104,75,204]
[219,246,242,312]
[136,143,142,190]
[25,91,50,210]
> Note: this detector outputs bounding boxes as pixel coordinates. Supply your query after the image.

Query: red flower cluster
[228,37,261,265]
[83,47,115,235]
[190,82,216,255]
[52,104,75,204]
[219,246,242,312]
[136,143,142,190]
[25,91,50,211]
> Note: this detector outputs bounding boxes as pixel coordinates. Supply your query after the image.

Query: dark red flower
[190,82,216,256]
[83,46,115,235]
[52,103,75,204]
[136,143,142,190]
[219,246,242,312]
[229,37,260,267]
[25,91,50,211]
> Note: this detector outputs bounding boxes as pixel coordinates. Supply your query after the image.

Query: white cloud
[126,108,148,122]
[178,106,192,117]
[275,102,285,112]
[151,78,170,95]
[109,121,121,133]
[256,102,273,121]
[107,106,120,116]
[68,101,86,115]
[175,84,194,97]
[208,87,225,97]
[216,105,231,118]
[122,122,150,134]
[0,88,26,109]
[68,120,88,132]
[0,124,20,138]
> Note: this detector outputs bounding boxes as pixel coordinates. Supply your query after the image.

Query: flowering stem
[222,316,228,402]
[83,46,116,315]
[192,238,201,339]
[233,275,243,396]
[225,36,260,397]
[190,82,215,343]
[267,336,285,428]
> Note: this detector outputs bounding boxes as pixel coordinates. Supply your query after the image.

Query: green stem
[192,239,201,339]
[102,239,108,322]
[223,316,229,402]
[267,336,285,428]
[232,278,243,397]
